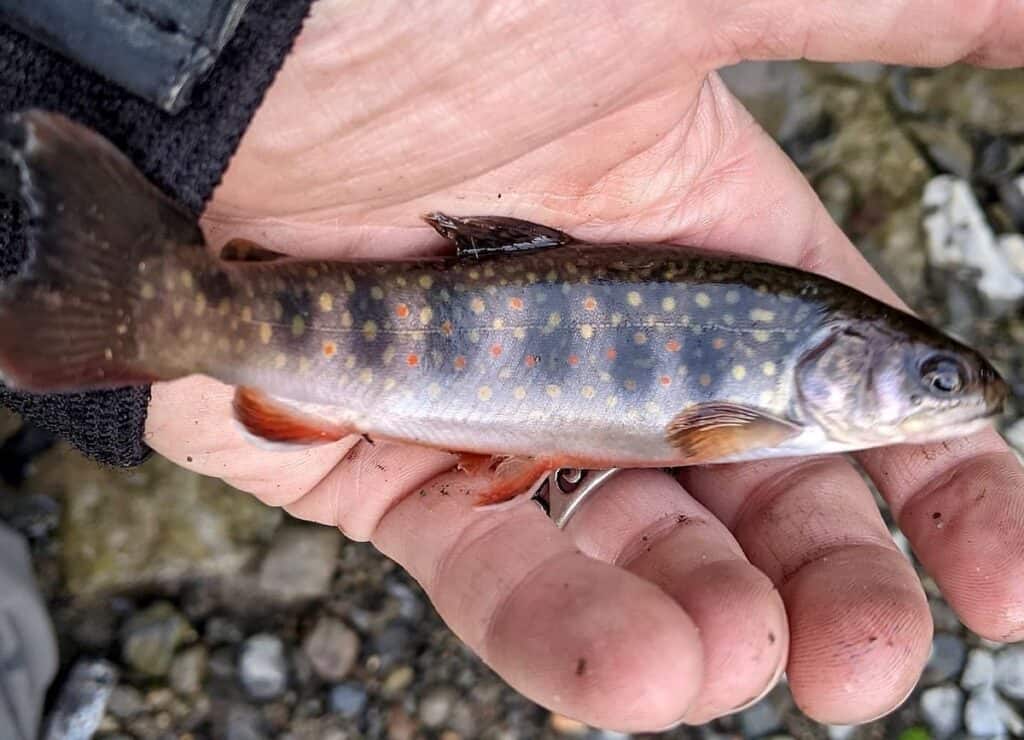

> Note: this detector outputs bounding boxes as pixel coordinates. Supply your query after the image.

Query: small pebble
[106,686,145,720]
[920,684,963,738]
[548,713,589,736]
[924,633,967,684]
[169,645,207,695]
[962,648,996,691]
[965,686,1006,738]
[739,696,784,738]
[43,659,118,740]
[120,602,195,677]
[302,616,360,681]
[239,634,288,701]
[387,707,417,740]
[328,682,367,718]
[995,645,1024,699]
[826,725,856,740]
[258,524,341,602]
[419,686,458,728]
[382,665,415,697]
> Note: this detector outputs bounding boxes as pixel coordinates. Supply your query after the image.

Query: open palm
[143,1,1024,731]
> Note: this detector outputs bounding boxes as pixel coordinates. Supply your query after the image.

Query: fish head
[794,317,1007,447]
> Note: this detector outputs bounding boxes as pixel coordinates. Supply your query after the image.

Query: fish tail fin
[0,110,204,392]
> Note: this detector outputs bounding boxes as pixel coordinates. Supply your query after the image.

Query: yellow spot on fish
[468,268,480,280]
[140,282,156,299]
[363,320,378,341]
[420,307,434,325]
[546,385,561,399]
[661,296,676,312]
[395,276,407,287]
[493,317,506,330]
[627,291,642,307]
[241,307,253,322]
[759,390,776,406]
[645,402,660,415]
[273,301,284,321]
[116,323,128,335]
[370,286,384,300]
[359,368,373,384]
[732,365,747,380]
[104,347,113,360]
[343,274,355,293]
[217,298,231,316]
[513,386,526,400]
[726,290,740,304]
[695,292,711,308]
[382,346,396,365]
[468,329,481,343]
[478,386,492,401]
[606,395,619,408]
[581,385,595,399]
[274,354,287,369]
[291,315,306,336]
[298,358,311,373]
[319,293,333,312]
[384,378,397,391]
[173,299,185,318]
[341,310,353,328]
[259,323,273,344]
[699,373,711,387]
[180,270,193,289]
[513,327,526,339]
[633,332,647,345]
[345,355,356,369]
[611,313,623,327]
[427,383,441,399]
[750,308,775,322]
[762,361,777,376]
[470,297,486,314]
[580,324,594,340]
[753,329,771,343]
[546,312,562,328]
[624,379,637,391]
[419,275,433,289]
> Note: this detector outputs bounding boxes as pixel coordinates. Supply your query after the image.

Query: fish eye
[920,355,967,396]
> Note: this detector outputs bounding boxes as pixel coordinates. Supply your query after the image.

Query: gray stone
[106,685,145,720]
[419,686,458,728]
[929,599,963,633]
[36,449,281,597]
[169,645,207,695]
[239,634,288,701]
[826,725,856,740]
[920,684,964,738]
[924,633,967,684]
[998,693,1024,736]
[258,523,342,602]
[962,648,997,691]
[43,659,118,740]
[382,665,415,697]
[302,616,360,682]
[995,645,1024,699]
[922,175,1024,315]
[965,686,1006,738]
[738,696,784,738]
[328,682,368,718]
[225,703,268,740]
[120,602,195,677]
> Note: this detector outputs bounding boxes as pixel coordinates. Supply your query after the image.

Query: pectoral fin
[233,387,351,447]
[219,239,288,262]
[665,403,801,462]
[423,212,573,259]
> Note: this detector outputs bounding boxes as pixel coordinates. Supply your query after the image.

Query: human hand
[145,1,1024,731]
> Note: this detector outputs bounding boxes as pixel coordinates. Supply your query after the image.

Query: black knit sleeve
[0,0,315,466]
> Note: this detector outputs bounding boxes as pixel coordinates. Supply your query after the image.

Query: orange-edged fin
[456,453,499,476]
[472,457,553,507]
[665,402,801,461]
[218,239,288,263]
[233,387,350,446]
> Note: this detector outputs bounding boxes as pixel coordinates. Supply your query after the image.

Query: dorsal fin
[423,212,573,259]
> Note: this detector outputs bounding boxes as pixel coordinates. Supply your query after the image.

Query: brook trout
[0,112,1008,502]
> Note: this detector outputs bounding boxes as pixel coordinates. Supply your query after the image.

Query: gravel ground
[3,61,1024,739]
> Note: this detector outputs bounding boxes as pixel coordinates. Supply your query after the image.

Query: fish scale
[0,110,1008,504]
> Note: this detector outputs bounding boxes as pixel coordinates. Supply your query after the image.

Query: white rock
[963,648,997,691]
[965,686,1006,738]
[995,646,1024,699]
[920,685,963,739]
[922,175,1024,312]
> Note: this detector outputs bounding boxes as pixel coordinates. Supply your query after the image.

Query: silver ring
[532,468,623,528]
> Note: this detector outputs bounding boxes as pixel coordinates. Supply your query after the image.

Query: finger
[856,430,1024,641]
[710,0,1024,68]
[679,457,931,724]
[145,376,354,505]
[564,469,788,724]
[372,471,705,732]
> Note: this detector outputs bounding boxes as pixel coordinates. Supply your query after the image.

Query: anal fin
[423,212,573,259]
[233,387,351,447]
[665,402,801,462]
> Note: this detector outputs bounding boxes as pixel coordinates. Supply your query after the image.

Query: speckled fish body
[0,111,1008,501]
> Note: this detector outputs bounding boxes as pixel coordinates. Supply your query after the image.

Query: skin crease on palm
[141,1,1024,733]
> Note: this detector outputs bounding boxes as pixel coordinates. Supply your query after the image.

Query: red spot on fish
[583,296,597,311]
[395,303,410,319]
[525,355,539,368]
[660,375,671,386]
[508,297,524,311]
[606,348,617,361]
[665,339,681,352]
[490,344,503,358]
[712,337,727,350]
[406,353,420,367]
[441,320,454,337]
[454,355,467,370]
[322,341,337,358]
[567,354,579,367]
